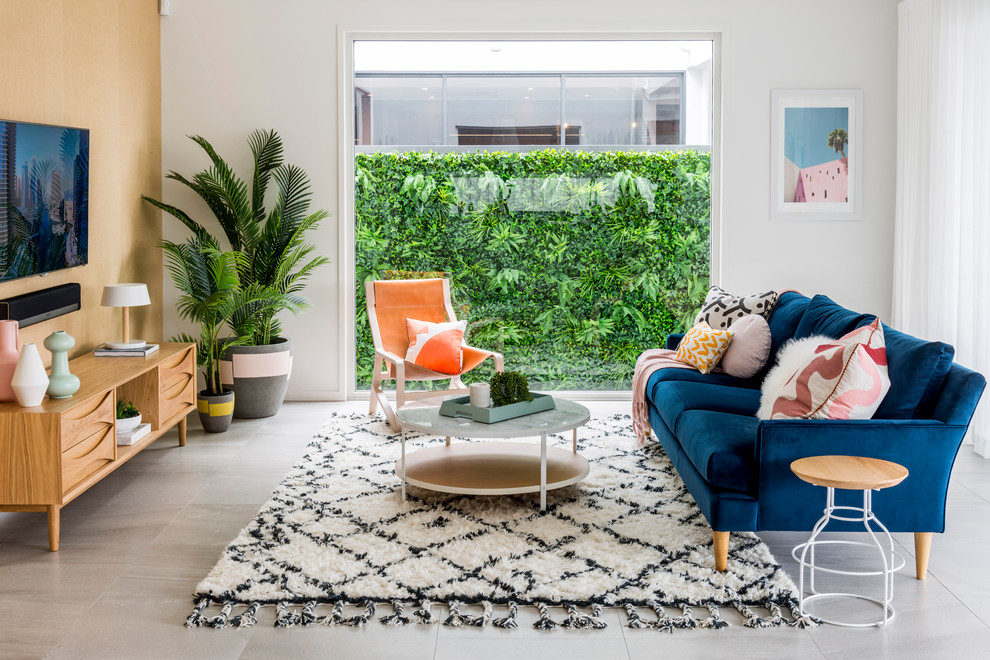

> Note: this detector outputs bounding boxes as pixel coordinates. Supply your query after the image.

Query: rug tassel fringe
[206,601,233,629]
[334,600,375,627]
[734,600,770,629]
[786,598,822,629]
[699,603,729,629]
[275,602,301,628]
[672,603,698,629]
[561,603,608,629]
[492,601,519,629]
[623,603,650,629]
[533,602,558,630]
[185,597,211,628]
[323,601,346,626]
[300,601,319,626]
[647,600,674,633]
[466,601,492,627]
[379,600,411,626]
[766,600,787,627]
[413,599,439,624]
[444,600,466,627]
[229,602,261,628]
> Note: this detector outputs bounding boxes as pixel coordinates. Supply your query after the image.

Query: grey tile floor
[1,400,989,659]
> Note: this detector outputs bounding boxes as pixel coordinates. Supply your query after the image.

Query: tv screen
[0,119,89,282]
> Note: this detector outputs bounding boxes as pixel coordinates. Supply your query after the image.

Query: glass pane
[446,76,563,146]
[354,76,443,146]
[565,75,682,146]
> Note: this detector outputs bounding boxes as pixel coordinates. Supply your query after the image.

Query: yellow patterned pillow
[675,322,733,374]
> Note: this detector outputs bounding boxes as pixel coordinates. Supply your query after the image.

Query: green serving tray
[439,392,556,423]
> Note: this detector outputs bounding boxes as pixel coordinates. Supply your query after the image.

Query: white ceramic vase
[11,343,49,407]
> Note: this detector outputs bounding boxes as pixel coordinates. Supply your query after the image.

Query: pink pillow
[757,319,890,420]
[719,314,772,379]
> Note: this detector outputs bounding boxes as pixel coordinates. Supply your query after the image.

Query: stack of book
[93,343,159,357]
[117,422,151,446]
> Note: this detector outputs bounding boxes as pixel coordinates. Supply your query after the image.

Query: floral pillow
[757,319,890,420]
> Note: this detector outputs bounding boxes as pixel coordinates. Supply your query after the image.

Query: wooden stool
[790,455,908,627]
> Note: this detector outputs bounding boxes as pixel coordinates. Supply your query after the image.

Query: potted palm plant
[144,129,329,418]
[160,236,270,432]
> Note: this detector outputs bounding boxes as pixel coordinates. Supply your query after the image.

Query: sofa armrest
[755,418,969,532]
[665,333,685,350]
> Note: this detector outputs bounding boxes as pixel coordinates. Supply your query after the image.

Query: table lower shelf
[396,442,590,495]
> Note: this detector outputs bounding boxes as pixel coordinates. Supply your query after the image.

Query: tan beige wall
[0,0,162,363]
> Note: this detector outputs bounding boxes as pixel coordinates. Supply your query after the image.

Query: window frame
[338,31,723,401]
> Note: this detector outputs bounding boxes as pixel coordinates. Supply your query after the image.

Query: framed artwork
[770,90,863,221]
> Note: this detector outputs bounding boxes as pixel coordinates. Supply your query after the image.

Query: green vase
[44,330,80,399]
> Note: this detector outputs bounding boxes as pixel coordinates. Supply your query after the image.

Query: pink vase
[0,320,18,402]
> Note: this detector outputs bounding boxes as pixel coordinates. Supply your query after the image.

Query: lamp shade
[101,283,151,308]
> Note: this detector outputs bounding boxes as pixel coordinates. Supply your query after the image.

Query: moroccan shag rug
[187,412,817,631]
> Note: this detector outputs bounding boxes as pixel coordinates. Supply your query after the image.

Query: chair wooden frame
[366,278,504,428]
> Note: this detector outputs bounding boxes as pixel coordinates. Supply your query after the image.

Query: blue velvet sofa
[645,292,986,578]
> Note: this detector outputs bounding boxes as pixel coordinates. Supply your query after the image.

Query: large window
[353,40,713,392]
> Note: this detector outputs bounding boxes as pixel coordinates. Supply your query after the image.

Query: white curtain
[894,0,990,457]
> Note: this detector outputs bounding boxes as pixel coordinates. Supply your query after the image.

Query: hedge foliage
[355,148,711,390]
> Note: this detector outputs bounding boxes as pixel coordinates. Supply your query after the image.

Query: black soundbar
[0,283,82,328]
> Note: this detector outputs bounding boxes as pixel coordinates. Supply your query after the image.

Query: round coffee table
[395,398,591,510]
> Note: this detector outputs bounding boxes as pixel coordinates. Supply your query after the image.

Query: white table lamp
[101,283,151,349]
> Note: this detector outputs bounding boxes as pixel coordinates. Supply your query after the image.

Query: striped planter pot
[197,389,234,433]
[220,338,292,419]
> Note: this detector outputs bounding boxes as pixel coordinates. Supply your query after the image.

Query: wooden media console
[0,343,196,550]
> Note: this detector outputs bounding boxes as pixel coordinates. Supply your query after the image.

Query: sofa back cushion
[752,291,811,381]
[793,294,875,340]
[874,323,955,419]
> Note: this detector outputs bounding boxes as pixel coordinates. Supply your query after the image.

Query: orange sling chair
[366,278,504,427]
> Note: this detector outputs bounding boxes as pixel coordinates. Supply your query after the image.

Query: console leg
[47,505,60,552]
[178,415,187,447]
[914,532,932,580]
[713,530,729,571]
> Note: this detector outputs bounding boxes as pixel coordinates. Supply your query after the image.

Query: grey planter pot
[197,389,234,433]
[221,338,292,419]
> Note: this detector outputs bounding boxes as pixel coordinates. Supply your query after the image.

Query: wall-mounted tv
[0,119,89,283]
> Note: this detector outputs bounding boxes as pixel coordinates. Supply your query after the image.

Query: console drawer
[60,391,115,453]
[62,422,115,494]
[160,346,195,422]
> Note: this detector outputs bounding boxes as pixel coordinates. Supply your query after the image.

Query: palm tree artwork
[828,128,849,172]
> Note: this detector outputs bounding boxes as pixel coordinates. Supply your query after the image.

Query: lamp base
[105,339,147,350]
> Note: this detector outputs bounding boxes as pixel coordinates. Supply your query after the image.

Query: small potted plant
[116,399,142,434]
[489,370,535,407]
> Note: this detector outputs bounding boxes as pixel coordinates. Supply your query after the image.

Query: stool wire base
[792,487,905,628]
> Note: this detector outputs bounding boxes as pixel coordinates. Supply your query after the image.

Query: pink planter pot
[0,320,18,402]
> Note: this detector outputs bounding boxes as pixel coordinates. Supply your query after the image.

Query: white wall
[161,0,899,400]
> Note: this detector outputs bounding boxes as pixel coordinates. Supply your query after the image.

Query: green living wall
[355,149,710,390]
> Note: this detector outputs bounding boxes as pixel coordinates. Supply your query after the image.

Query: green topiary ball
[489,370,534,407]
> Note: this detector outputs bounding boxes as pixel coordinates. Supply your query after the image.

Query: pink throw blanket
[631,348,696,443]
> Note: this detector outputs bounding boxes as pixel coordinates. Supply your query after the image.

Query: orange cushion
[405,318,465,374]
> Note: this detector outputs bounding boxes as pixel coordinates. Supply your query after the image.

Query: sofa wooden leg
[713,531,729,571]
[914,532,932,580]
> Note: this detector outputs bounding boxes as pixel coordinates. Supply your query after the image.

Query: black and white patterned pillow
[693,286,779,330]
